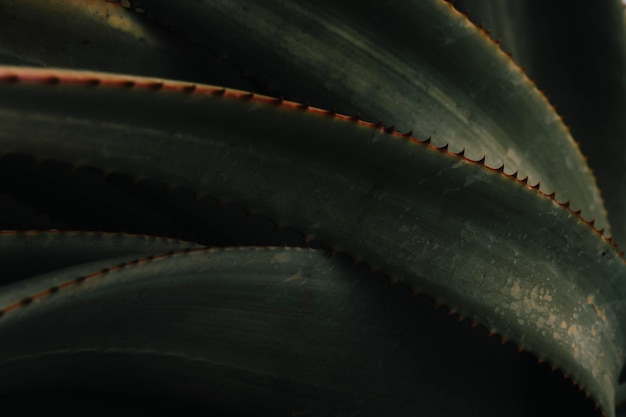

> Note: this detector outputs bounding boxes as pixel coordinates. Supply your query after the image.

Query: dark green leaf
[0,68,621,414]
[128,0,608,230]
[0,247,598,416]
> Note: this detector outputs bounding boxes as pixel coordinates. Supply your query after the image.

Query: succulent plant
[0,0,625,415]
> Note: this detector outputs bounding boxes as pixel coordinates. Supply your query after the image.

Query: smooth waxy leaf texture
[0,67,623,415]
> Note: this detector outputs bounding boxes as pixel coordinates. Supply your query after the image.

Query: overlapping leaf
[0,1,624,415]
[0,67,622,414]
[0,247,599,416]
[118,0,610,232]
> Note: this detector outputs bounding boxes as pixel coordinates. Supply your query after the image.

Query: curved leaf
[127,0,608,230]
[0,247,597,416]
[0,68,622,414]
[451,0,626,247]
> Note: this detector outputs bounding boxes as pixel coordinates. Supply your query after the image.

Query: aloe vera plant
[0,0,625,415]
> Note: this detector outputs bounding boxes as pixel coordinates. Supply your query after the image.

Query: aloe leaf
[452,0,626,247]
[0,230,201,286]
[0,247,597,416]
[0,68,622,414]
[0,0,251,90]
[127,0,608,231]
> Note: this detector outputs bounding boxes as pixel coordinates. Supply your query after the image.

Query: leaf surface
[0,67,622,414]
[128,0,608,230]
[453,0,626,249]
[0,247,597,416]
